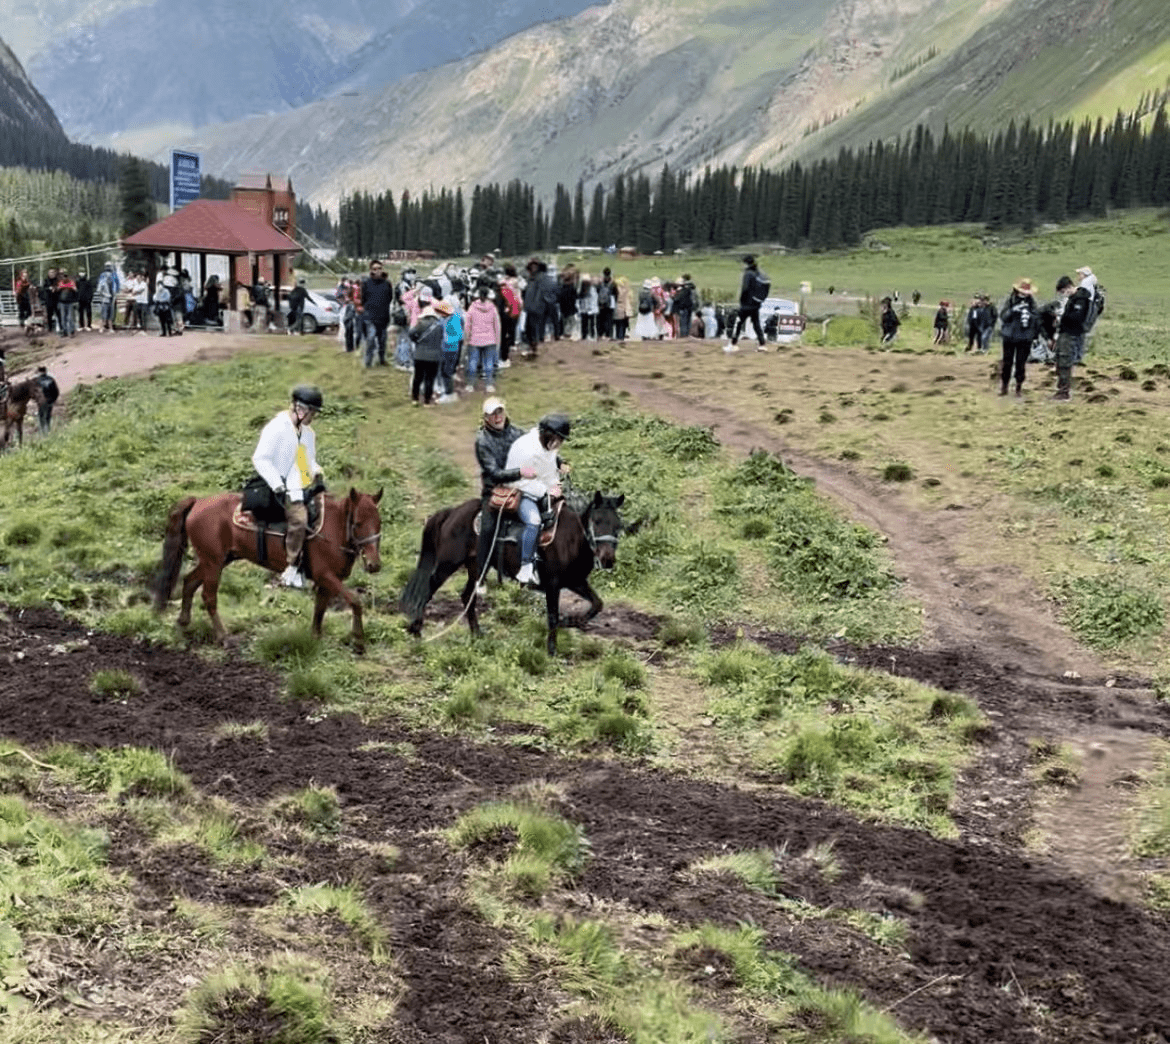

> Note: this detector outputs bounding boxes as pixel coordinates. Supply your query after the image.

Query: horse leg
[406,559,464,636]
[200,564,228,643]
[564,581,604,629]
[460,567,481,637]
[314,575,364,652]
[544,584,561,656]
[177,564,204,628]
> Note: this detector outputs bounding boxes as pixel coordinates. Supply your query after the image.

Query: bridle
[583,504,620,567]
[344,497,382,559]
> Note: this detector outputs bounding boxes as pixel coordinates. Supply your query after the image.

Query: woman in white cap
[473,396,533,591]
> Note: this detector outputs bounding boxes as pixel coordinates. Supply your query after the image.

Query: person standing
[56,271,78,338]
[1052,275,1092,401]
[613,276,631,341]
[997,279,1037,397]
[286,276,308,335]
[76,270,94,331]
[360,260,393,366]
[498,263,522,366]
[251,385,325,589]
[15,270,32,327]
[437,299,463,402]
[673,274,697,342]
[408,297,445,407]
[964,295,982,352]
[133,272,150,333]
[597,267,616,340]
[473,396,533,593]
[727,255,768,352]
[40,268,59,333]
[465,286,502,394]
[521,259,553,359]
[978,294,997,354]
[577,274,598,341]
[153,279,175,336]
[95,262,120,332]
[34,366,59,434]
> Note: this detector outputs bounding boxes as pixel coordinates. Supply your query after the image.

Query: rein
[344,498,382,557]
[584,507,619,567]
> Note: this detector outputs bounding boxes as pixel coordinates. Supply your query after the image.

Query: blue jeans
[518,495,541,564]
[441,350,459,394]
[57,302,76,336]
[467,343,498,387]
[394,329,413,368]
[362,318,387,366]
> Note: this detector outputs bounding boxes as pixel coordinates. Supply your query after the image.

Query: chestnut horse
[400,491,624,655]
[1,379,45,450]
[152,487,383,650]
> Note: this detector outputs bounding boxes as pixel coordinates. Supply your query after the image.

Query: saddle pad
[231,493,326,538]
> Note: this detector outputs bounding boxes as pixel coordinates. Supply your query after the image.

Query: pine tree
[586,183,604,245]
[118,156,155,238]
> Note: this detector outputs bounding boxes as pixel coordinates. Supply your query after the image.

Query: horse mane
[6,380,38,407]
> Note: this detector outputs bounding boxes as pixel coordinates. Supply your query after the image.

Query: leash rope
[424,505,506,643]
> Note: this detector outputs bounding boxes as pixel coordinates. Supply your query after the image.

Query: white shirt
[252,409,320,502]
[506,427,559,499]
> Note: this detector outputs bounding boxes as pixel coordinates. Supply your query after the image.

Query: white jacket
[506,427,559,499]
[252,410,321,502]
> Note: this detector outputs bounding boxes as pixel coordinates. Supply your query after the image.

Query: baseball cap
[483,396,506,415]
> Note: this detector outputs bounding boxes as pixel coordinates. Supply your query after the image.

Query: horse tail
[152,497,196,611]
[399,506,449,620]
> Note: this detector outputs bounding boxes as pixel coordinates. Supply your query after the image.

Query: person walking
[727,255,768,352]
[437,299,463,402]
[34,366,59,434]
[1052,274,1092,401]
[15,270,32,327]
[286,276,308,335]
[879,296,900,345]
[998,278,1037,397]
[251,385,326,588]
[932,300,950,345]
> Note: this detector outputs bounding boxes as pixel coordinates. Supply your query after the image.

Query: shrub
[883,462,914,482]
[1055,574,1165,649]
[5,521,41,547]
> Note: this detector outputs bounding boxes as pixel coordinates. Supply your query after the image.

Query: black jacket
[408,314,445,363]
[1058,288,1092,336]
[35,374,59,404]
[361,275,394,325]
[999,292,1037,342]
[475,420,526,497]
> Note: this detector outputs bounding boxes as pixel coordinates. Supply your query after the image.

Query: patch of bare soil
[3,605,1170,1043]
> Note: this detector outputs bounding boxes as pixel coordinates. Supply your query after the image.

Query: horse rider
[505,413,571,585]
[252,384,325,589]
[474,396,533,593]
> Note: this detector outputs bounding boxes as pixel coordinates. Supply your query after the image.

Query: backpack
[637,289,654,315]
[500,282,521,318]
[1087,284,1106,329]
[750,270,770,304]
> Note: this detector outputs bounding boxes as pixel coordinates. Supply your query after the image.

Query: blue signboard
[170,150,201,212]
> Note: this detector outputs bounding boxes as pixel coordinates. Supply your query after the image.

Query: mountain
[0,36,67,141]
[13,0,598,138]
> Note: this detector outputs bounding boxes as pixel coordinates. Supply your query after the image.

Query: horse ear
[373,488,383,504]
[349,487,359,503]
[592,490,603,507]
[614,494,625,508]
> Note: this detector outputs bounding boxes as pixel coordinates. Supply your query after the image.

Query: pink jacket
[465,299,501,347]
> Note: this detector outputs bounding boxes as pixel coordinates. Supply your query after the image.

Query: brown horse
[400,491,625,655]
[152,487,383,650]
[1,379,45,450]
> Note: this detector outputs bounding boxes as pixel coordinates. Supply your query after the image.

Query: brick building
[231,174,297,287]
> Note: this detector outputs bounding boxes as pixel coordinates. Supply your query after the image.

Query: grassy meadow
[3,210,1170,1040]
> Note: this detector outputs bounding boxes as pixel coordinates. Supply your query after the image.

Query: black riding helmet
[292,384,323,411]
[538,413,571,442]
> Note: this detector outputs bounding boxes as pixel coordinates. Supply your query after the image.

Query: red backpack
[500,283,521,318]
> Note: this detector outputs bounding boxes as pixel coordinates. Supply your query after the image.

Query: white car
[279,289,342,333]
[760,297,806,344]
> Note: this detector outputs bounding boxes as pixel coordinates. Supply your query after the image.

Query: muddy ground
[3,326,1170,1041]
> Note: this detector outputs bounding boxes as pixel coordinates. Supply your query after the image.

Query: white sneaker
[484,384,496,393]
[279,566,305,589]
[723,342,739,354]
[515,562,536,585]
[498,359,511,369]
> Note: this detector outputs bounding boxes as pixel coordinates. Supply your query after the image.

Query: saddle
[232,491,326,567]
[475,500,564,553]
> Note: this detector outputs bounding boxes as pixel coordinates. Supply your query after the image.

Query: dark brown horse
[152,488,383,650]
[400,491,625,655]
[1,379,45,450]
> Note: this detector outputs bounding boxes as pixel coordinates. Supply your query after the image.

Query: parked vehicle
[279,289,341,332]
[760,297,806,344]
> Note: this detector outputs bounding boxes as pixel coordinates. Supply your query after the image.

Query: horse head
[347,487,383,573]
[583,491,624,570]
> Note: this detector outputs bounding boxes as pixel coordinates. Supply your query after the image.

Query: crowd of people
[13,262,228,337]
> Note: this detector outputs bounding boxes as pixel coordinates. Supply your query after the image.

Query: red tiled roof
[121,199,299,254]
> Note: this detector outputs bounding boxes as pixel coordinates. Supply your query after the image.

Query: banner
[170,150,201,212]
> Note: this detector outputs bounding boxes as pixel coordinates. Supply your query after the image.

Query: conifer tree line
[339,106,1170,256]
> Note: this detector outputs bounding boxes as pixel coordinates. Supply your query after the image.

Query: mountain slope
[0,37,66,140]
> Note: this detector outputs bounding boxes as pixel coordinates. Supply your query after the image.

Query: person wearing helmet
[251,385,326,588]
[473,396,534,593]
[505,413,571,585]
